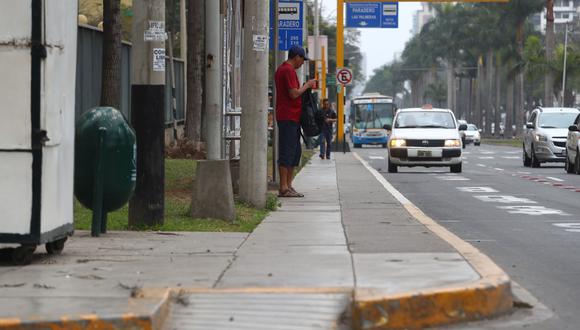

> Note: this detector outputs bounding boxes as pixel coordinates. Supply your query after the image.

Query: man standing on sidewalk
[275,45,317,198]
[319,98,337,160]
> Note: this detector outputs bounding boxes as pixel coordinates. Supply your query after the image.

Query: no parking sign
[336,68,353,85]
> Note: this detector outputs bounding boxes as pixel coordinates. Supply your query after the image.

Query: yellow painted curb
[352,152,514,329]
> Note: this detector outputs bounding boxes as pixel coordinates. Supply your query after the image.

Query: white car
[465,124,481,146]
[565,113,580,174]
[386,107,466,173]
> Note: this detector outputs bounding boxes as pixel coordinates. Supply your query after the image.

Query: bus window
[353,103,396,130]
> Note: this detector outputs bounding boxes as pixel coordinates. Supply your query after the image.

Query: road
[354,143,580,329]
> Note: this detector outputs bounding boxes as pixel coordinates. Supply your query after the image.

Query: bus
[349,93,397,148]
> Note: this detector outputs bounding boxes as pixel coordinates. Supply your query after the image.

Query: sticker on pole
[153,48,165,72]
[336,68,353,85]
[253,35,268,52]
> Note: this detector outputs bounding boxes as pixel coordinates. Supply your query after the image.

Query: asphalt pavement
[357,142,580,330]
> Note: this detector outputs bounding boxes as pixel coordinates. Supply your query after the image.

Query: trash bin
[0,1,77,264]
[74,107,136,236]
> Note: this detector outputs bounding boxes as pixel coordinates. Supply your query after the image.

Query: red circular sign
[336,68,353,85]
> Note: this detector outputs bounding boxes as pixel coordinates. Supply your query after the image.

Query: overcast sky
[318,0,421,80]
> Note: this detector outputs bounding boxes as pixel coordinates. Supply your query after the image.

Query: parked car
[464,124,481,146]
[523,107,580,168]
[565,113,580,174]
[458,120,468,149]
[386,107,466,173]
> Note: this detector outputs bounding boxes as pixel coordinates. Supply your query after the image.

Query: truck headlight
[444,139,461,147]
[534,134,547,142]
[389,139,406,148]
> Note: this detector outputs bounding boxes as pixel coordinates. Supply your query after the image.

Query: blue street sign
[346,2,398,29]
[270,0,304,51]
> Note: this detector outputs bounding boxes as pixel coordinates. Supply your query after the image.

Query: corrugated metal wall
[75,25,184,125]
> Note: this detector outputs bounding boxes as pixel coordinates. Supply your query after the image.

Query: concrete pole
[239,0,269,208]
[180,0,187,112]
[205,0,222,160]
[314,0,320,94]
[129,0,165,227]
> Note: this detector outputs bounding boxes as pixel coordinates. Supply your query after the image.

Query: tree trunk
[545,0,555,106]
[446,62,454,110]
[101,0,122,109]
[486,51,494,136]
[185,0,204,147]
[506,73,514,139]
[515,22,525,137]
[495,57,502,138]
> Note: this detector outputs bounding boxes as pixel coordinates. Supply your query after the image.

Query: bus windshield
[353,102,396,130]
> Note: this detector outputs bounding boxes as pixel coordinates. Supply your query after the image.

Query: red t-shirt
[275,62,301,123]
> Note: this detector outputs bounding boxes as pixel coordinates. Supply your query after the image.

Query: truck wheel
[11,245,36,265]
[46,237,67,255]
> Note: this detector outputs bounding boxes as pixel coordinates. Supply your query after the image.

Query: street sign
[336,68,353,85]
[346,2,398,28]
[269,0,304,51]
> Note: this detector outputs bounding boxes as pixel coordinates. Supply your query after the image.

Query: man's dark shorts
[277,120,301,167]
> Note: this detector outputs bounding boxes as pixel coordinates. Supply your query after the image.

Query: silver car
[565,113,580,174]
[523,107,580,167]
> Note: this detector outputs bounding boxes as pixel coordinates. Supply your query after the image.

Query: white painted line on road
[474,195,536,204]
[477,164,486,167]
[517,171,531,175]
[502,156,521,159]
[498,206,570,216]
[369,156,385,160]
[481,151,495,155]
[494,168,504,171]
[457,187,498,193]
[553,223,580,233]
[436,176,470,181]
[547,177,564,182]
[478,156,494,159]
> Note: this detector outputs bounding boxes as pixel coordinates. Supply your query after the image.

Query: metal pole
[336,0,345,145]
[273,0,281,184]
[205,0,223,160]
[239,0,269,208]
[562,23,569,107]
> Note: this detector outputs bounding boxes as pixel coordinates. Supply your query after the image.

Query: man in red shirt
[275,45,316,197]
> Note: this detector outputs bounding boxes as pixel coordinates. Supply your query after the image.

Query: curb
[0,290,172,330]
[351,152,514,330]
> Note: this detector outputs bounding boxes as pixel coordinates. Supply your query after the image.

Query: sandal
[288,187,304,197]
[278,189,296,197]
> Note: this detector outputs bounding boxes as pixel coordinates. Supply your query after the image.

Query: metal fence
[75,25,185,125]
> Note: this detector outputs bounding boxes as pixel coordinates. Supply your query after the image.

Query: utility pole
[239,0,269,208]
[129,0,166,227]
[545,0,555,106]
[205,0,222,160]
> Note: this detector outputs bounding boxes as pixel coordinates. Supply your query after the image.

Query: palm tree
[101,0,122,108]
[185,0,204,150]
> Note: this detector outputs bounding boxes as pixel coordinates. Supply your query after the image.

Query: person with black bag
[274,45,317,198]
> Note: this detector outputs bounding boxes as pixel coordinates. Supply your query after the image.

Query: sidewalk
[0,152,512,330]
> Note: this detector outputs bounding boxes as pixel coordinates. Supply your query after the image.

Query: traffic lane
[463,144,580,188]
[356,147,580,329]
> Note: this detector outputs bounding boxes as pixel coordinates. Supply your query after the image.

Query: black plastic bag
[300,89,324,137]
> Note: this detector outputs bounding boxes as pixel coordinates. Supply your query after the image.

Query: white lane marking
[477,164,486,167]
[547,177,564,182]
[494,168,504,171]
[463,152,471,155]
[478,156,495,159]
[474,195,537,204]
[436,176,470,181]
[457,187,498,193]
[369,156,385,160]
[502,156,521,159]
[517,171,531,175]
[506,151,520,154]
[498,206,570,216]
[481,151,495,155]
[553,223,580,233]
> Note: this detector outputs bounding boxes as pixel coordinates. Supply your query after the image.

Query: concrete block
[191,160,235,222]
